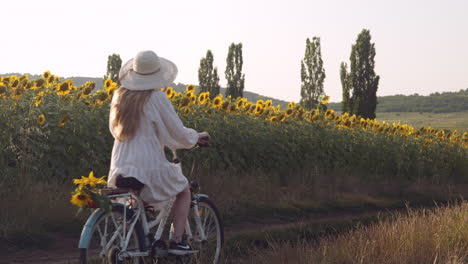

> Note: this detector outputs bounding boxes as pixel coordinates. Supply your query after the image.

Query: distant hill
[328,89,468,113]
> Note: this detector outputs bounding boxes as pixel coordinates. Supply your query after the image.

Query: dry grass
[0,177,83,250]
[244,202,468,264]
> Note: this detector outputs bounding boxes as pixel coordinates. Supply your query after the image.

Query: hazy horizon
[1,0,467,103]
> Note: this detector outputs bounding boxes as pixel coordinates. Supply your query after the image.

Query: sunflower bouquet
[70,171,112,214]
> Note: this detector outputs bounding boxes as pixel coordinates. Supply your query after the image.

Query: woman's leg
[172,186,191,243]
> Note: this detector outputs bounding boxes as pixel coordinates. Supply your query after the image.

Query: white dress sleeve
[145,91,199,150]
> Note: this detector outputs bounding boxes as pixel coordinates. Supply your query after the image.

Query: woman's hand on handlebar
[197,131,210,147]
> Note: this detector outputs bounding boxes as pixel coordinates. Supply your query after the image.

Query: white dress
[107,90,199,203]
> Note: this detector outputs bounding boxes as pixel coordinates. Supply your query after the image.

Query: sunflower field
[1,72,468,185]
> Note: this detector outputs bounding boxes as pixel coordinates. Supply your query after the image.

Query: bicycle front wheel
[79,205,145,264]
[187,197,224,264]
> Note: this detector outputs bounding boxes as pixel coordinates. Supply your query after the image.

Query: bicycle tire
[79,204,146,264]
[185,197,224,264]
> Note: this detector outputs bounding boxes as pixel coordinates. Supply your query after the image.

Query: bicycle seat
[115,175,144,191]
[100,188,134,196]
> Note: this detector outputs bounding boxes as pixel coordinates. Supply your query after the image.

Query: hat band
[118,68,161,82]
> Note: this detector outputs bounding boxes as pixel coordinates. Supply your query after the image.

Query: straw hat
[118,50,178,90]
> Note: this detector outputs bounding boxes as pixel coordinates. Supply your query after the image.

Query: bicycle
[77,141,224,264]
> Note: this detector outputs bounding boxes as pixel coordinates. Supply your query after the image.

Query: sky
[1,0,467,102]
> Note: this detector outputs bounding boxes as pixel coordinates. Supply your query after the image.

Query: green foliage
[104,54,122,83]
[343,29,380,119]
[225,43,245,98]
[198,50,220,99]
[178,107,468,182]
[0,86,112,184]
[340,62,350,113]
[300,37,326,110]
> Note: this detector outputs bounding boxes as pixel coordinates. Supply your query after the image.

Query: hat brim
[119,56,178,90]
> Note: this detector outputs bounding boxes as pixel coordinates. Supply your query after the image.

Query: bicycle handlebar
[171,136,210,164]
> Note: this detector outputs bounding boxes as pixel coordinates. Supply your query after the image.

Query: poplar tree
[300,37,326,110]
[104,54,122,83]
[198,50,220,98]
[342,29,380,118]
[340,62,350,113]
[225,43,245,98]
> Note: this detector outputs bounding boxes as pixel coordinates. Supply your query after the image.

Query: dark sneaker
[168,240,197,255]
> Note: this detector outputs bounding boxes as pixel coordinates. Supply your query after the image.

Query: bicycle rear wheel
[79,205,145,264]
[186,197,224,264]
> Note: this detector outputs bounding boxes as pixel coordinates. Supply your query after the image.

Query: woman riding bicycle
[107,50,209,255]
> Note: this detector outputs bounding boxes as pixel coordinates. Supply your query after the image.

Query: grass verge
[240,202,467,264]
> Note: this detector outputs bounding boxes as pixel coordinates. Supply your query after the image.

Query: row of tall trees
[104,29,379,118]
[103,43,246,100]
[198,43,245,99]
[300,29,379,119]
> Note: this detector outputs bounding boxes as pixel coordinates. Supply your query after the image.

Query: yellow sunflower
[185,84,196,93]
[82,86,93,98]
[168,91,175,100]
[95,90,109,104]
[70,192,91,208]
[269,116,277,123]
[35,91,44,107]
[48,75,55,84]
[198,93,206,104]
[189,94,197,104]
[165,87,174,97]
[10,78,19,88]
[38,114,46,126]
[325,109,334,117]
[73,171,107,189]
[288,102,295,109]
[256,99,265,107]
[213,97,223,108]
[183,107,191,116]
[279,113,286,122]
[285,109,293,117]
[104,79,113,90]
[320,96,330,105]
[236,100,244,109]
[255,105,264,115]
[35,78,46,89]
[43,71,51,80]
[56,81,71,96]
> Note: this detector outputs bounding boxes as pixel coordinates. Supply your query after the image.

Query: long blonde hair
[112,87,153,140]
